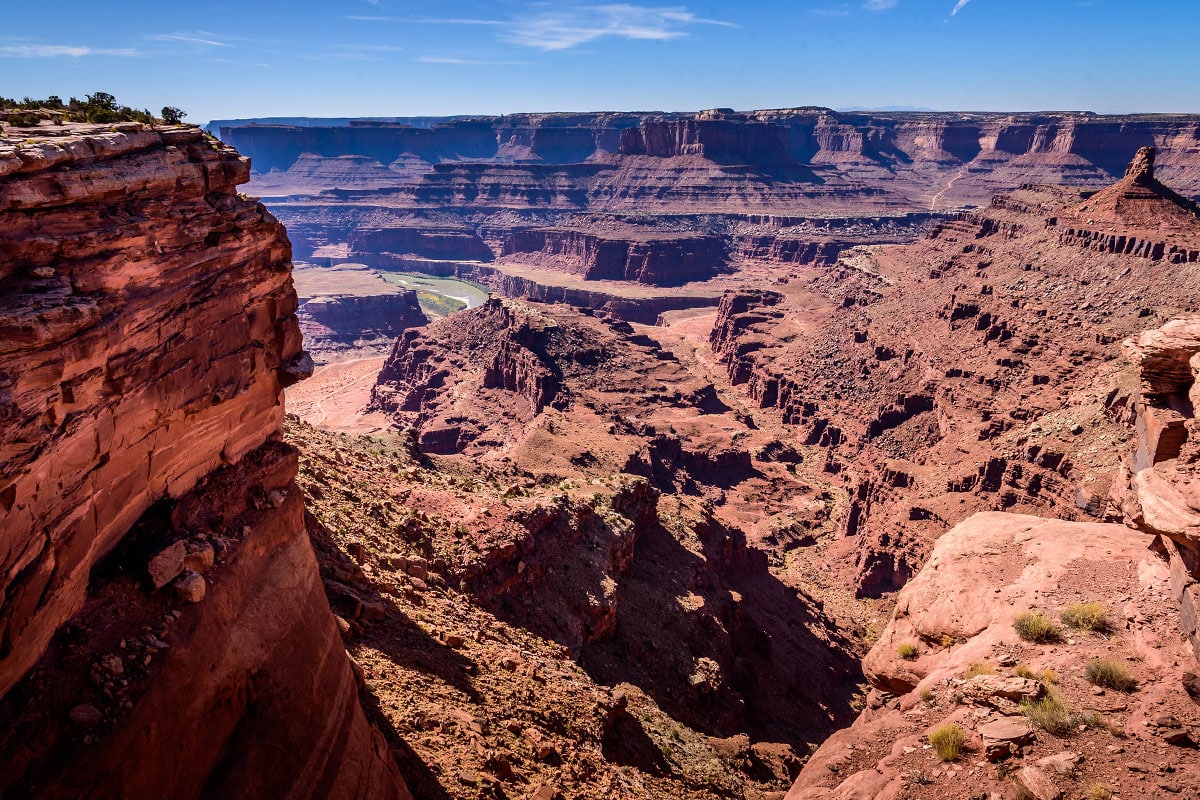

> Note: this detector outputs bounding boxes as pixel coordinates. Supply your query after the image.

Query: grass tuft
[897,643,919,660]
[1084,785,1112,800]
[1022,687,1075,735]
[1022,686,1114,736]
[928,723,965,762]
[1084,659,1137,692]
[1060,601,1109,632]
[1014,611,1061,643]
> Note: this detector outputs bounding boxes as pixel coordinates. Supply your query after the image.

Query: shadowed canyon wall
[0,124,407,799]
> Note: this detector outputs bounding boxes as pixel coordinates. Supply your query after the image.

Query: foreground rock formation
[0,124,406,798]
[1119,315,1200,661]
[788,512,1200,800]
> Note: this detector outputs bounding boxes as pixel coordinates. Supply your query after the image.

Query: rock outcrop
[788,512,1200,800]
[355,296,864,753]
[1117,316,1200,660]
[0,124,406,798]
[292,262,429,363]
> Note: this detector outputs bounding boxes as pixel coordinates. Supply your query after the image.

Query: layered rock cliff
[709,149,1200,597]
[497,228,728,286]
[0,124,406,798]
[221,109,1200,212]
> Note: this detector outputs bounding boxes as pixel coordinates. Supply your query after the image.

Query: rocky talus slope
[0,124,406,799]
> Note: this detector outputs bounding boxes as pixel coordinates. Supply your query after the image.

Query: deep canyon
[1,107,1199,800]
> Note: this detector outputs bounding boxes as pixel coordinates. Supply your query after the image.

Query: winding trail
[930,167,969,211]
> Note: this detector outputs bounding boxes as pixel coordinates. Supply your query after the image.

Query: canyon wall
[709,149,1200,597]
[221,109,1200,211]
[497,228,728,285]
[0,124,406,798]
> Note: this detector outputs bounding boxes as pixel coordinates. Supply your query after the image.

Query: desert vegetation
[1084,659,1137,692]
[1014,611,1062,643]
[927,723,965,761]
[0,92,185,126]
[1060,601,1109,632]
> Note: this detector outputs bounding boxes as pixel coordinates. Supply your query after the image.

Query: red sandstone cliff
[0,124,407,799]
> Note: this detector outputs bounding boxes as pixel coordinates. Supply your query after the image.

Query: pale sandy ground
[285,356,394,434]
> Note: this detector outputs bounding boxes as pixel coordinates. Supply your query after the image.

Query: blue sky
[3,1,1198,124]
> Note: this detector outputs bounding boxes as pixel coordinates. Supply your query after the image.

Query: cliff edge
[0,123,407,799]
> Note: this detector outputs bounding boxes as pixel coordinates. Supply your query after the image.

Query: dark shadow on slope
[307,512,481,703]
[601,710,671,776]
[578,515,862,750]
[460,490,862,753]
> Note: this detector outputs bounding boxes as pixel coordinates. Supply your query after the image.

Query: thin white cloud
[206,57,273,68]
[151,32,234,47]
[0,44,140,57]
[863,0,898,10]
[417,56,530,65]
[343,16,505,25]
[503,4,737,51]
[950,0,971,14]
[343,4,735,52]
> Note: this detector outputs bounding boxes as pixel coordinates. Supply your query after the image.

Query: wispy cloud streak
[503,4,737,51]
[151,32,233,47]
[345,4,736,51]
[0,44,140,57]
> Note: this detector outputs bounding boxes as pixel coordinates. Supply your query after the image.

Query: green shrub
[1014,611,1061,643]
[1060,602,1108,631]
[928,723,965,761]
[4,112,42,127]
[1084,659,1136,692]
[897,642,919,660]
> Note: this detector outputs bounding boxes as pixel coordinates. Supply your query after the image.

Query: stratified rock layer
[710,149,1200,597]
[0,124,305,690]
[0,124,406,799]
